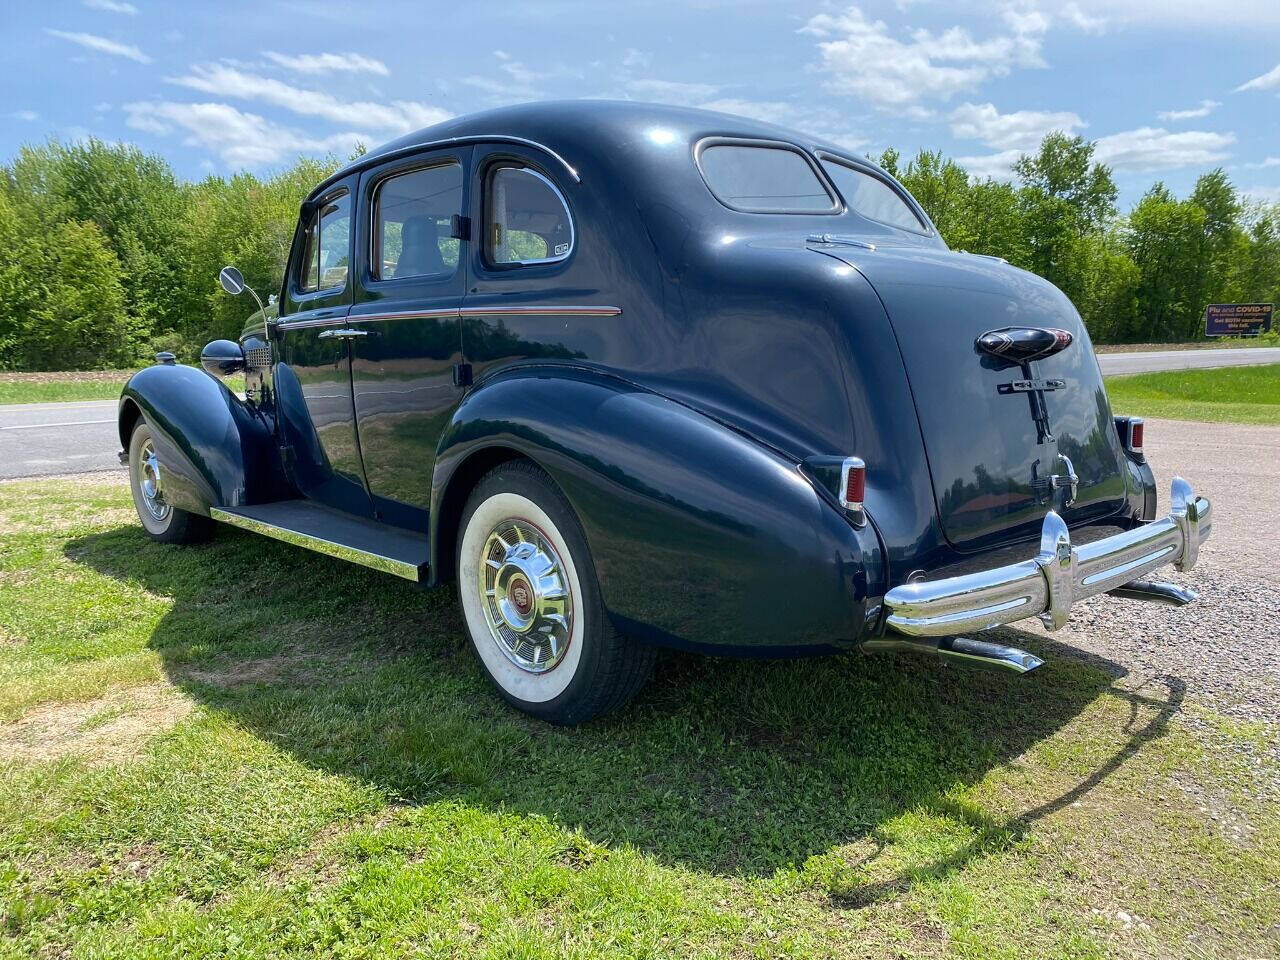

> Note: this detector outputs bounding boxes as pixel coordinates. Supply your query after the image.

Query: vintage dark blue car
[119,101,1212,724]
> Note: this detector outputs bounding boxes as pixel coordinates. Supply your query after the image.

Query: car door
[461,145,612,385]
[275,176,371,516]
[346,148,472,530]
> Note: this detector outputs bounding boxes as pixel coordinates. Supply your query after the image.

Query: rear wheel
[127,421,214,544]
[456,460,654,725]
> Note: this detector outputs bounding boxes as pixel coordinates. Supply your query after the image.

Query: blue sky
[3,0,1279,208]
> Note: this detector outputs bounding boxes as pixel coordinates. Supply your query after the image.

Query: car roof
[308,99,873,203]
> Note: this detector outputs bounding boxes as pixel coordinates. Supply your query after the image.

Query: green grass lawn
[1104,364,1280,425]
[0,478,1276,958]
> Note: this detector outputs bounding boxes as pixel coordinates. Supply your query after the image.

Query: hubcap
[478,518,572,673]
[137,438,171,522]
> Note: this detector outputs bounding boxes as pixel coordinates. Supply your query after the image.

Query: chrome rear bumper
[883,477,1211,637]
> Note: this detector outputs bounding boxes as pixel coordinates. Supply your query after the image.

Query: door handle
[317,328,369,340]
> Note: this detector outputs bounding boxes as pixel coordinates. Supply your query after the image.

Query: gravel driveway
[1024,418,1280,733]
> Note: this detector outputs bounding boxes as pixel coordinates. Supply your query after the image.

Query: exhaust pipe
[862,635,1043,674]
[1107,579,1197,607]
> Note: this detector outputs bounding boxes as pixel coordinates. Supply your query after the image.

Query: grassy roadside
[0,477,1276,958]
[0,371,246,405]
[1104,364,1280,426]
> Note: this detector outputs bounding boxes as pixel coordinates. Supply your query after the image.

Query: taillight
[1114,415,1144,458]
[841,457,866,524]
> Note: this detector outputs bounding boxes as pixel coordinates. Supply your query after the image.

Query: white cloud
[11,110,39,122]
[84,0,138,13]
[1157,99,1220,121]
[1092,127,1235,171]
[949,102,1085,150]
[262,51,389,76]
[124,100,368,167]
[1059,3,1107,33]
[1245,157,1280,169]
[627,79,721,103]
[697,98,792,124]
[45,29,150,64]
[621,48,650,69]
[462,51,547,102]
[800,5,1047,109]
[1236,63,1280,93]
[954,148,1023,181]
[1243,185,1280,205]
[168,63,449,132]
[1032,0,1280,29]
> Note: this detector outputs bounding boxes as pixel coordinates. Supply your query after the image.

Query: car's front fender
[432,365,884,654]
[118,363,286,516]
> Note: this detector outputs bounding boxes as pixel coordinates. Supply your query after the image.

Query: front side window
[485,165,573,266]
[697,142,836,213]
[821,159,926,233]
[373,162,463,281]
[300,190,351,292]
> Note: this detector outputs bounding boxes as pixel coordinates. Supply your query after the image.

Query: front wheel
[127,421,214,545]
[456,460,654,725]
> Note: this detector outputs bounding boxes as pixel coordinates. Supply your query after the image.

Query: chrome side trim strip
[277,305,622,331]
[210,508,424,582]
[458,305,622,318]
[882,476,1212,638]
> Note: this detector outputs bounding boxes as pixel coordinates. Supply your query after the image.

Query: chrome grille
[244,344,272,370]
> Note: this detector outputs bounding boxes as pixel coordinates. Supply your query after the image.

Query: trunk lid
[824,244,1130,552]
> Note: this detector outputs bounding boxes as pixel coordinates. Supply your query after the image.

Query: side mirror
[201,339,246,378]
[218,265,246,296]
[217,265,268,325]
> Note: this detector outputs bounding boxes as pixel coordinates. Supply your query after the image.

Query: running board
[210,501,429,582]
[862,635,1044,673]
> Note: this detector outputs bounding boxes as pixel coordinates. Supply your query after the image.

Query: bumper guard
[883,477,1212,637]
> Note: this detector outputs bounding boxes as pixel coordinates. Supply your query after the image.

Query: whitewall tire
[456,460,654,724]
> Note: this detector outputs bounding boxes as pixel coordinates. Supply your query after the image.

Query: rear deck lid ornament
[976,326,1075,445]
[975,326,1073,365]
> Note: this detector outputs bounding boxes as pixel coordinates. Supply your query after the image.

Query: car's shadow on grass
[66,525,1184,899]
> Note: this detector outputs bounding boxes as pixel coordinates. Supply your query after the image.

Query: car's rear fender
[432,365,885,654]
[118,363,287,516]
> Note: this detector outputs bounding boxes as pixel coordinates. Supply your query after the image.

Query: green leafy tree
[1125,183,1206,341]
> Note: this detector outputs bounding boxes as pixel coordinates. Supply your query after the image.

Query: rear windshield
[697,142,836,214]
[821,159,927,233]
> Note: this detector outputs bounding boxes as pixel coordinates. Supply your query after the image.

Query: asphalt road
[1096,346,1280,375]
[0,399,120,478]
[1,346,1277,478]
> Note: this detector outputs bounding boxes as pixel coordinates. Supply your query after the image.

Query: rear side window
[372,162,463,281]
[299,190,351,293]
[821,159,926,233]
[485,165,574,266]
[697,142,836,213]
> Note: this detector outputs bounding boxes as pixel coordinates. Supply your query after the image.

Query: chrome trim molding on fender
[881,476,1212,638]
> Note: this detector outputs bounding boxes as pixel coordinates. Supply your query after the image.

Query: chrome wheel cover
[478,518,572,673]
[137,438,171,523]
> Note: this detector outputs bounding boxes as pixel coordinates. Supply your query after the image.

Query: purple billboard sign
[1204,303,1273,337]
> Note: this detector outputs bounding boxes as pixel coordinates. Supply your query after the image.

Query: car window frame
[292,186,353,301]
[366,157,466,287]
[816,151,934,236]
[693,136,840,216]
[480,160,577,270]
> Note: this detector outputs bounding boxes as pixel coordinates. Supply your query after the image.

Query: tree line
[1,133,1277,370]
